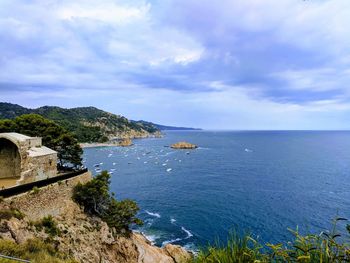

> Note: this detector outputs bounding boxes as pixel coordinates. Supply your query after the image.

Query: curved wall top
[0,132,57,188]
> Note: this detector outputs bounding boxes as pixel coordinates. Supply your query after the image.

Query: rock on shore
[171,142,198,149]
[117,138,133,147]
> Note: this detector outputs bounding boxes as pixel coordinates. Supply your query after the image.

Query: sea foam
[181,227,193,239]
[145,210,161,218]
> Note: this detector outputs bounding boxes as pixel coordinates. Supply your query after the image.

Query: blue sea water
[83,131,350,250]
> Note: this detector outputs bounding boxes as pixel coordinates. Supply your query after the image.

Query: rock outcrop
[171,142,198,149]
[0,172,192,263]
[117,138,133,147]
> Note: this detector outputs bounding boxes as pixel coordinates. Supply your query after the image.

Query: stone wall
[8,171,92,221]
[19,153,58,185]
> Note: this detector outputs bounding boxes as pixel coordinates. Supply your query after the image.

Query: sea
[83,131,350,251]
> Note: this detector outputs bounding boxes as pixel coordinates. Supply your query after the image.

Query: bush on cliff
[0,208,25,221]
[0,114,82,168]
[0,238,77,263]
[72,171,142,235]
[34,215,61,237]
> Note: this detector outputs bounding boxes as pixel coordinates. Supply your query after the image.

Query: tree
[55,133,83,168]
[0,114,82,168]
[73,171,142,235]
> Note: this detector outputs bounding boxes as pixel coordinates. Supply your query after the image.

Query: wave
[183,243,199,255]
[145,210,161,218]
[170,218,176,224]
[181,227,193,239]
[162,238,182,246]
[141,232,159,245]
[161,226,193,247]
[198,147,210,150]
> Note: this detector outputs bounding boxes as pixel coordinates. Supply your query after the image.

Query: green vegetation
[193,217,350,263]
[0,103,160,142]
[72,171,142,235]
[0,114,82,168]
[0,238,77,263]
[0,208,25,221]
[33,215,61,237]
[31,186,40,195]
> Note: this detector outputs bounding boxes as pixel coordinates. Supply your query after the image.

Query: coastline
[80,142,122,148]
[80,133,163,148]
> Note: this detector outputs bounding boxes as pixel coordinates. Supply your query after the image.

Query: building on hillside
[0,132,57,188]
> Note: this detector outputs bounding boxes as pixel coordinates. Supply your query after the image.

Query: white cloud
[57,1,151,25]
[1,0,350,129]
[271,68,350,92]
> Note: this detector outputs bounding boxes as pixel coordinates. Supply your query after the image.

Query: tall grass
[193,232,269,263]
[193,217,350,263]
[0,239,77,263]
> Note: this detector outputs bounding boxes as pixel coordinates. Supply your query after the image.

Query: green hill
[0,103,160,142]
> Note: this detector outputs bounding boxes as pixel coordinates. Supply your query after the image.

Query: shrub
[31,186,40,195]
[103,199,143,235]
[72,171,142,235]
[34,215,61,237]
[0,208,25,221]
[0,238,77,263]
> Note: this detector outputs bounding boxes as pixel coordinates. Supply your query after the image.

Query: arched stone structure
[0,138,21,179]
[0,132,58,188]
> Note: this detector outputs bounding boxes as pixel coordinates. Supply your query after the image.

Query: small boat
[166,168,172,172]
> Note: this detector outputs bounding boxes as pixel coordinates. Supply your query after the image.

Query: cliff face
[0,172,191,263]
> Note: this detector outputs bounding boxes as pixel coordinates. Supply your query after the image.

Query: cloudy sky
[1,0,350,129]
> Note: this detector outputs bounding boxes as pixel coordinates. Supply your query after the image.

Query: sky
[1,0,350,129]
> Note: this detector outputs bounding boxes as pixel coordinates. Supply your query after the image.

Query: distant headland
[0,102,201,144]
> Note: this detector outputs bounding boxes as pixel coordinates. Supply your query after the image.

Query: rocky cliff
[0,172,192,263]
